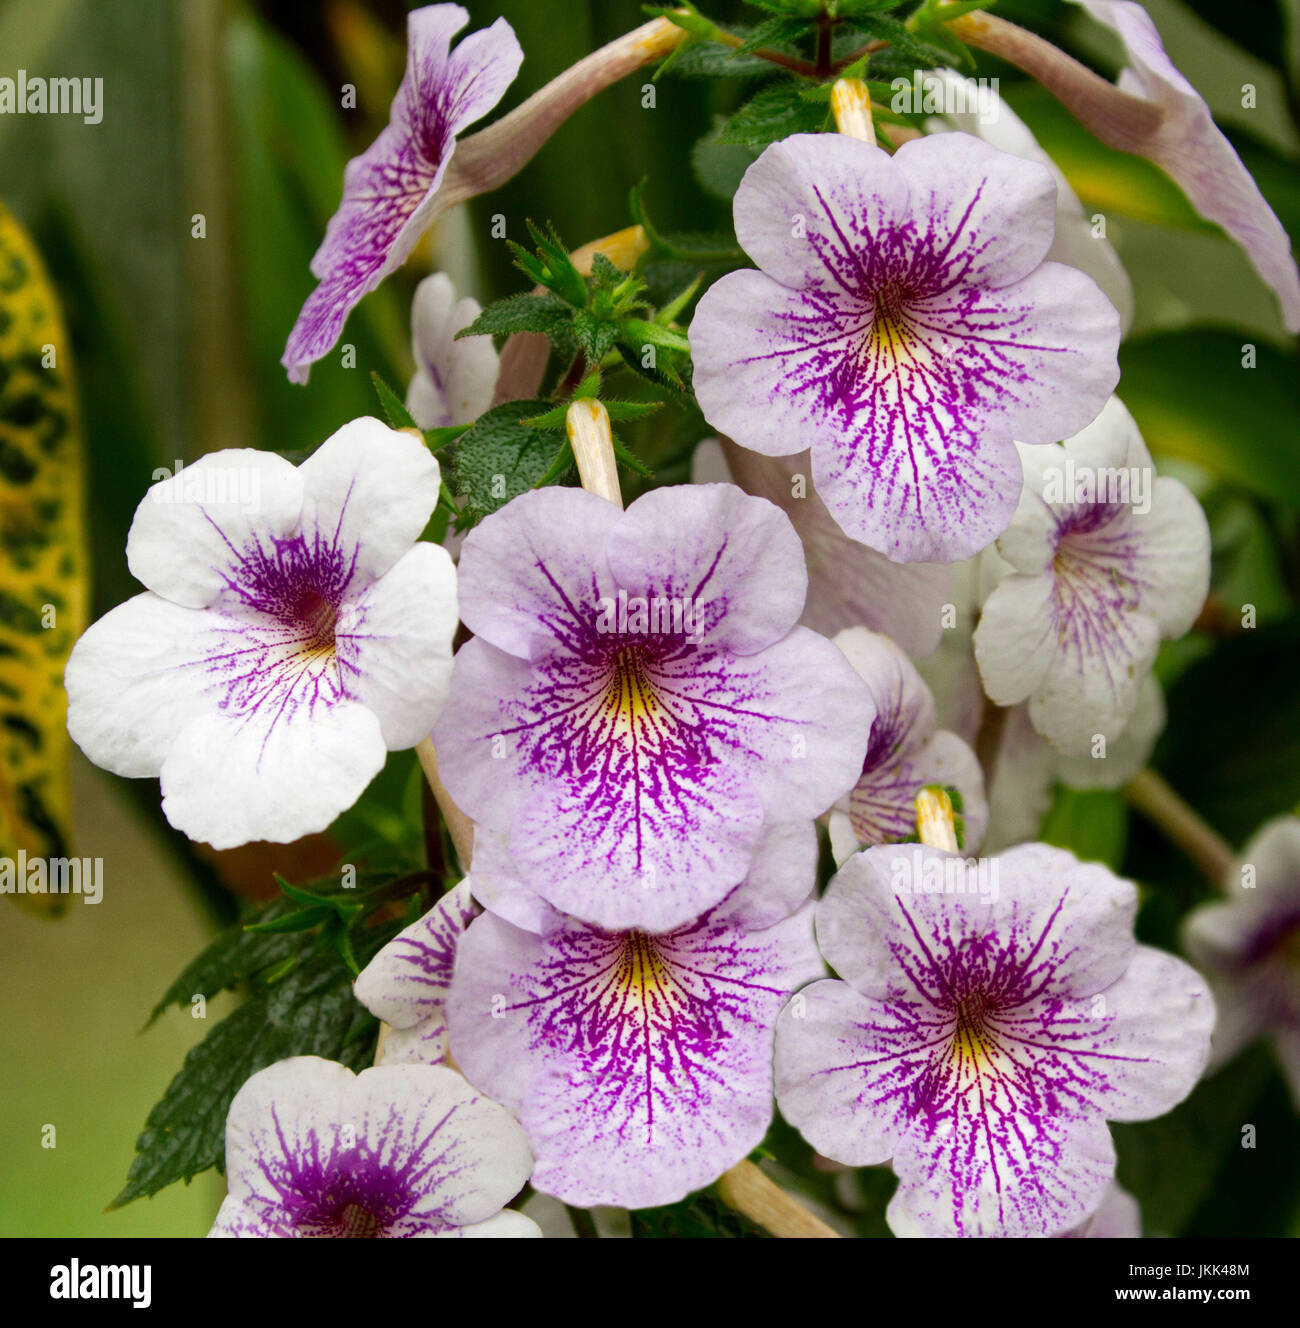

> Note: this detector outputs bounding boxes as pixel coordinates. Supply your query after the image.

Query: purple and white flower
[431,483,875,933]
[445,829,824,1209]
[973,396,1208,757]
[691,132,1121,564]
[826,627,987,859]
[406,272,500,430]
[209,1057,538,1237]
[1183,817,1300,1108]
[695,438,950,658]
[354,880,478,1066]
[66,420,456,849]
[282,5,523,383]
[1068,1,1300,332]
[775,843,1214,1237]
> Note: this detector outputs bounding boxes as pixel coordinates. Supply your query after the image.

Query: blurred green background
[1,0,1298,1236]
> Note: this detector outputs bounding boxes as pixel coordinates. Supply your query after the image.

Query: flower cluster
[62,0,1293,1241]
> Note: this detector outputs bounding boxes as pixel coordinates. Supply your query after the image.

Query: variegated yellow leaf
[0,200,87,917]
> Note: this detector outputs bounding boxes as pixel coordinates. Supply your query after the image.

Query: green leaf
[1038,787,1128,869]
[713,80,828,146]
[370,371,416,431]
[458,291,573,340]
[1118,330,1300,508]
[631,1191,769,1238]
[452,400,568,521]
[1155,614,1300,847]
[733,16,813,56]
[691,125,763,202]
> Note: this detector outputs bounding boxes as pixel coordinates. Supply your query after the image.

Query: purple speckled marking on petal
[776,844,1212,1236]
[449,902,822,1208]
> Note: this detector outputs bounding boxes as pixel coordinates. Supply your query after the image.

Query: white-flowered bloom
[210,1057,538,1238]
[974,396,1208,756]
[66,420,457,848]
[1183,817,1300,1107]
[406,272,500,429]
[826,627,987,861]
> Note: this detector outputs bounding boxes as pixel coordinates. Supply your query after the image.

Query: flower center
[950,992,996,1067]
[867,284,916,363]
[616,931,671,994]
[605,645,660,730]
[336,1202,383,1238]
[292,588,339,658]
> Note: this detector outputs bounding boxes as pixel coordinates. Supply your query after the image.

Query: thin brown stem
[1124,769,1234,886]
[715,1161,840,1238]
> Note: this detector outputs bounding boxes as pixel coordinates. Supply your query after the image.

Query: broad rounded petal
[428,14,524,140]
[908,259,1120,449]
[691,269,861,461]
[65,593,232,778]
[160,699,386,848]
[125,450,304,608]
[891,131,1059,287]
[730,133,908,293]
[223,1056,358,1205]
[296,418,441,588]
[886,1108,1116,1238]
[1066,945,1214,1122]
[774,978,899,1167]
[607,484,808,653]
[344,1064,533,1232]
[437,1210,542,1238]
[354,880,478,1062]
[972,570,1059,706]
[466,828,553,935]
[406,272,500,429]
[208,1195,286,1238]
[710,818,820,931]
[818,843,1138,1003]
[341,542,458,749]
[1061,1181,1141,1238]
[1055,672,1164,791]
[453,487,622,659]
[449,905,821,1208]
[835,627,935,761]
[1130,476,1209,638]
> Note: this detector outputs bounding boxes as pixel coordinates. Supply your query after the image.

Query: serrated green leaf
[453,400,568,520]
[369,371,416,431]
[112,951,387,1208]
[734,15,813,56]
[458,291,573,340]
[713,80,829,146]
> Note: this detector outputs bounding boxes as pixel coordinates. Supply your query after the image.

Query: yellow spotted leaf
[0,200,87,917]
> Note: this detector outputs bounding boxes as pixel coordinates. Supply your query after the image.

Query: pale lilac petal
[436,1210,542,1238]
[729,133,909,293]
[354,881,478,1065]
[1059,1181,1141,1237]
[160,699,387,848]
[125,450,303,609]
[452,487,622,659]
[448,902,822,1208]
[1072,0,1300,332]
[606,484,807,653]
[971,570,1059,705]
[406,272,500,429]
[710,819,819,931]
[340,542,458,750]
[817,843,1138,1003]
[890,131,1060,288]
